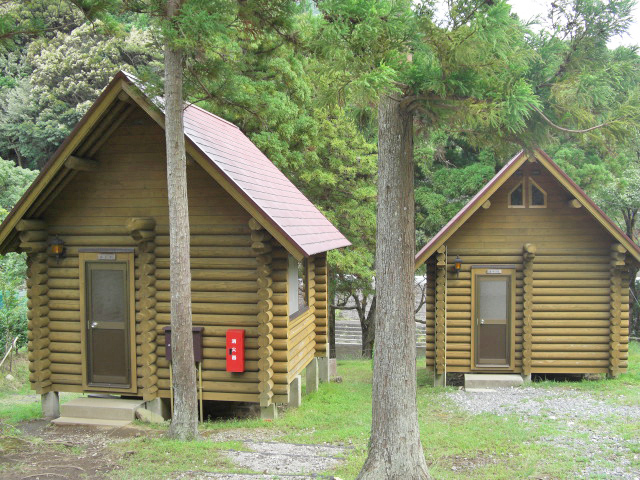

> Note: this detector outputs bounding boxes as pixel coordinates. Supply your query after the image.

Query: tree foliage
[0,159,37,354]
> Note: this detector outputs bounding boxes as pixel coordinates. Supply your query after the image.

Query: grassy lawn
[1,343,638,479]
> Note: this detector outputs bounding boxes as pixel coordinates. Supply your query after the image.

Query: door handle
[90,322,98,328]
[480,318,485,325]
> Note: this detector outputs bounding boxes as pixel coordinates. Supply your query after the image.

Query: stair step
[52,416,132,427]
[60,397,144,421]
[464,374,523,390]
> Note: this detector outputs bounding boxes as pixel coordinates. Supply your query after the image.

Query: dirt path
[0,420,151,479]
[0,420,347,479]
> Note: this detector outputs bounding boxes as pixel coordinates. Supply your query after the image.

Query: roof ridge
[185,103,239,129]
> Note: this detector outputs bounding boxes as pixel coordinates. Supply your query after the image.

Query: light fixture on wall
[453,256,463,276]
[49,236,65,262]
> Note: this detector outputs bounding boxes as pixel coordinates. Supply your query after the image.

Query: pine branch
[530,104,611,134]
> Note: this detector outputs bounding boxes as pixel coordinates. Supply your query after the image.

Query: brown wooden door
[85,261,131,387]
[474,272,512,367]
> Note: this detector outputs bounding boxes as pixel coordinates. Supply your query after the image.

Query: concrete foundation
[145,397,170,420]
[464,374,524,389]
[317,356,329,383]
[41,391,59,419]
[329,358,337,378]
[434,373,446,387]
[305,357,319,394]
[289,375,302,408]
[521,374,532,383]
[260,402,278,420]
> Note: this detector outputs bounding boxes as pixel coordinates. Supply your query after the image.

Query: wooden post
[434,246,446,386]
[128,217,157,400]
[609,243,625,378]
[20,220,51,394]
[522,243,536,379]
[251,218,275,408]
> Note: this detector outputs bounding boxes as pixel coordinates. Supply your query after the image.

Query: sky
[508,0,640,48]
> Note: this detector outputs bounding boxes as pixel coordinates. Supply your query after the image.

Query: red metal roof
[415,149,640,267]
[181,102,350,257]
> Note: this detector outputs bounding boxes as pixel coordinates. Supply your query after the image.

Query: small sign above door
[97,253,116,261]
[486,269,502,274]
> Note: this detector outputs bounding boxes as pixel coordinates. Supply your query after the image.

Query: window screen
[90,269,126,323]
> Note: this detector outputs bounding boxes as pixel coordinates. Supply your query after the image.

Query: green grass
[2,343,639,479]
[0,353,80,424]
[109,437,254,479]
[0,353,41,424]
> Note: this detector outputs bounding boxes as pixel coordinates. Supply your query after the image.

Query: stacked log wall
[424,161,629,374]
[39,107,296,400]
[21,220,52,392]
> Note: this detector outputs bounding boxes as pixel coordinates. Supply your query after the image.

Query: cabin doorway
[80,251,136,391]
[472,267,515,369]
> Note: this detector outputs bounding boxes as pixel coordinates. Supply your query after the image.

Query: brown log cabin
[415,150,639,385]
[0,71,349,417]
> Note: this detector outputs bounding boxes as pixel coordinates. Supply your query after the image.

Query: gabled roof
[0,71,350,258]
[415,149,640,267]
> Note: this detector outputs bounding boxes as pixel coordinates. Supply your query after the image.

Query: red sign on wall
[226,329,245,372]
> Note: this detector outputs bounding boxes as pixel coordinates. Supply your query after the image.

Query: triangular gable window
[530,179,547,208]
[508,182,524,208]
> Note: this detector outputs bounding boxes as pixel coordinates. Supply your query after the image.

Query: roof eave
[414,150,529,268]
[0,72,129,254]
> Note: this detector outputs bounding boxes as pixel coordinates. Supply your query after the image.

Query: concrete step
[464,374,524,390]
[58,397,145,422]
[52,416,132,427]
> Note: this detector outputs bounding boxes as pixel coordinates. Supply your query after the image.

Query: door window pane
[478,278,508,319]
[91,268,126,323]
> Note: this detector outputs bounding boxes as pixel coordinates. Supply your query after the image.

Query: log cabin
[415,149,639,385]
[0,71,349,419]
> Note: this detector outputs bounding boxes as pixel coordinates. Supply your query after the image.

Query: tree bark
[165,0,198,440]
[359,295,376,358]
[624,209,639,337]
[357,93,430,479]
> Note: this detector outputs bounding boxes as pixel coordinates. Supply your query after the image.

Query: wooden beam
[87,103,137,157]
[64,155,99,171]
[482,200,491,209]
[568,198,582,208]
[16,219,46,232]
[0,79,124,251]
[76,100,128,157]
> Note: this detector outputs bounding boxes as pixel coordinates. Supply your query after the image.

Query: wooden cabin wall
[269,244,293,403]
[37,107,299,401]
[286,255,319,383]
[424,161,630,374]
[313,253,329,357]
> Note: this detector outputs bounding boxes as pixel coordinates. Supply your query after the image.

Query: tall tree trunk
[357,93,430,479]
[624,209,639,337]
[165,0,198,440]
[360,295,376,358]
[329,303,337,359]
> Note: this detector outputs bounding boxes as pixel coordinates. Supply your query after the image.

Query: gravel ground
[447,387,640,479]
[220,441,348,476]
